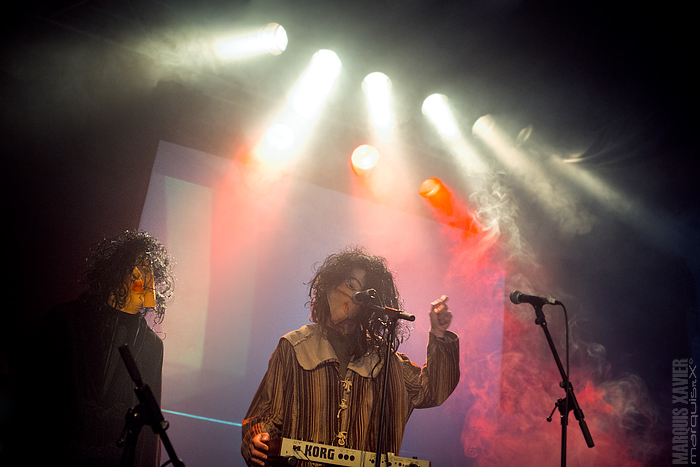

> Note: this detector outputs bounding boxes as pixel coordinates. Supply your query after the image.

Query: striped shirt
[241,324,460,465]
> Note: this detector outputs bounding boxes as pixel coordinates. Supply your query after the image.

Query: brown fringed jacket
[241,324,460,465]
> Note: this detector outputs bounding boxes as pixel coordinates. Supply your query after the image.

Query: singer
[241,246,460,466]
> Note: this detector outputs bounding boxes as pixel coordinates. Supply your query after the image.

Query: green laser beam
[162,409,242,427]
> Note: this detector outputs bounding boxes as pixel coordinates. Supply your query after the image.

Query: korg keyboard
[269,438,430,467]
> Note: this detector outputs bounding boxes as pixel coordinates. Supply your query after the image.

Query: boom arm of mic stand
[365,303,415,322]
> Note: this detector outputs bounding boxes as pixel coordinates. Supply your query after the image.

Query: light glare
[265,123,295,150]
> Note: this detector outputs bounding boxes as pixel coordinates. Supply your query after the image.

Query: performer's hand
[250,432,270,466]
[429,295,452,338]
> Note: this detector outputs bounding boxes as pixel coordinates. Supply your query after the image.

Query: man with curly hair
[241,247,460,466]
[12,231,174,467]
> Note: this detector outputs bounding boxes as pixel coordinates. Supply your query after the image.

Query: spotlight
[215,23,288,58]
[351,145,379,175]
[362,72,391,89]
[421,94,446,116]
[422,94,460,140]
[310,49,342,74]
[515,125,533,146]
[259,23,288,55]
[419,178,478,235]
[362,72,393,138]
[418,177,445,198]
[472,115,495,137]
[419,177,456,216]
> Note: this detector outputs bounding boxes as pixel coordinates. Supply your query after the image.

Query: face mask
[326,268,367,325]
[328,288,355,324]
[110,265,156,314]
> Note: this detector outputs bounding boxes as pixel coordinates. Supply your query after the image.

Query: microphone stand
[117,344,185,467]
[531,304,594,467]
[376,315,396,467]
[364,302,415,467]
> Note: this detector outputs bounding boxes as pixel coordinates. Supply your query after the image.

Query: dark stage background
[2,1,698,466]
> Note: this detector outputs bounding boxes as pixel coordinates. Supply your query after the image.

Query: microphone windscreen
[509,290,522,305]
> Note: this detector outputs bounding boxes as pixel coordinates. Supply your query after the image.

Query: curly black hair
[308,246,409,354]
[79,230,174,324]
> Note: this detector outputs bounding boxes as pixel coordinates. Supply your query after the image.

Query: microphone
[352,289,379,306]
[352,289,415,322]
[510,290,560,306]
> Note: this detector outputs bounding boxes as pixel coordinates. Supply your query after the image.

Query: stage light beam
[421,94,487,176]
[290,49,342,119]
[264,123,295,151]
[362,72,393,140]
[254,50,342,169]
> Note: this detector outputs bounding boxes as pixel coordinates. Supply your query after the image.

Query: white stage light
[215,23,288,58]
[351,145,379,175]
[362,72,393,138]
[422,94,460,140]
